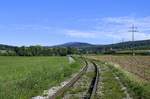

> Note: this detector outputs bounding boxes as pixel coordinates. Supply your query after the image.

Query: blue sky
[0,0,150,46]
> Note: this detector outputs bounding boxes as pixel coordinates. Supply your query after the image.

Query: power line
[128,24,138,56]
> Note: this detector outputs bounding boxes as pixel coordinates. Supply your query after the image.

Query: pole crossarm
[128,24,138,56]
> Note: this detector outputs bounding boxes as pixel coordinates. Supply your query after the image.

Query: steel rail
[84,62,99,99]
[48,60,88,99]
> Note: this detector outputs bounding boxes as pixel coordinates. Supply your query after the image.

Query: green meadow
[0,56,82,99]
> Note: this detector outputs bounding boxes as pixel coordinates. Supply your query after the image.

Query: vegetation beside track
[95,60,150,99]
[96,62,126,99]
[62,62,95,99]
[0,56,83,99]
[109,63,150,99]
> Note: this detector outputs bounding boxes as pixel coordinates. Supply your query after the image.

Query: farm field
[0,56,82,99]
[86,55,150,99]
[115,50,150,55]
[88,55,150,81]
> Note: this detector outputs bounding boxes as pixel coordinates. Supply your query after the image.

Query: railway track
[38,58,100,99]
[85,62,99,99]
[49,61,99,99]
[48,59,88,99]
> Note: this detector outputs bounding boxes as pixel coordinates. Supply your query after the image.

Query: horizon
[0,0,150,46]
[1,39,150,47]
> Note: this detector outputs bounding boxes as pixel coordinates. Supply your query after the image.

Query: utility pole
[129,24,138,56]
[121,38,124,49]
[122,38,124,43]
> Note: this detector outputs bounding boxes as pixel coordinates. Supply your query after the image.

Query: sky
[0,0,150,46]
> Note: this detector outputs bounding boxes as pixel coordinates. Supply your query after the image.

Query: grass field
[0,56,82,99]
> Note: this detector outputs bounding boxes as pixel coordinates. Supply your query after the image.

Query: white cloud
[1,16,150,44]
[101,16,150,40]
[65,30,97,38]
[65,16,150,42]
[134,32,150,40]
[102,16,150,31]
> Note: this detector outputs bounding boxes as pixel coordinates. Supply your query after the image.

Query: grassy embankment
[0,56,83,99]
[96,62,126,99]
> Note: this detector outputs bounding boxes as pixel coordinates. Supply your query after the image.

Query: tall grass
[0,56,82,99]
[107,63,150,99]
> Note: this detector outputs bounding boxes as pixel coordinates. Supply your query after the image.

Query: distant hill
[104,39,150,50]
[52,40,150,50]
[0,44,16,50]
[52,42,95,48]
[1,39,150,51]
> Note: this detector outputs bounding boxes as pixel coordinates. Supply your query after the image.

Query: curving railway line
[33,58,136,99]
[47,60,99,99]
[84,62,99,99]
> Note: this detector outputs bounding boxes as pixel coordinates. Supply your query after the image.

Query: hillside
[52,42,95,48]
[0,44,16,50]
[52,39,150,50]
[0,39,150,54]
[105,39,150,50]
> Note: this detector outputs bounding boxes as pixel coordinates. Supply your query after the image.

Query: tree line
[0,46,78,56]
